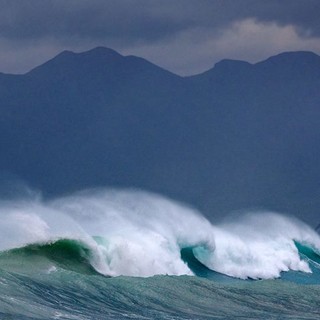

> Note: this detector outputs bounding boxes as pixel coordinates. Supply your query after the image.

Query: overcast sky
[1,0,320,75]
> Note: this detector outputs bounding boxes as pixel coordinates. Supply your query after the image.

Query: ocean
[0,189,319,319]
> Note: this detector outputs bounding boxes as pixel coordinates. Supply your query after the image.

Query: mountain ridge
[25,47,181,80]
[2,47,320,77]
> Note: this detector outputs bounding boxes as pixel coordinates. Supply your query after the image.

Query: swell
[1,268,320,320]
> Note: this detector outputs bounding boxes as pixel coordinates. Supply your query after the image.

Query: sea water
[0,189,319,319]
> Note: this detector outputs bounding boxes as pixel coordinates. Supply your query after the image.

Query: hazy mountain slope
[186,52,320,220]
[1,47,320,222]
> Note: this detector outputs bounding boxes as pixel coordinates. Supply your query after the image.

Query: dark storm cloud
[0,0,320,75]
[0,0,190,43]
[0,0,319,43]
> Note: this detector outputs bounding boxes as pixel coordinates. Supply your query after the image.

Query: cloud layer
[1,0,320,75]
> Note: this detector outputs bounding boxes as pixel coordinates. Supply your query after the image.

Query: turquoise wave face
[280,241,320,284]
[0,239,100,276]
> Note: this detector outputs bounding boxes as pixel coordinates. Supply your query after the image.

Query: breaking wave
[0,189,319,280]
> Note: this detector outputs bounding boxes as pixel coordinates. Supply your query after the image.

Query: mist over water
[0,188,319,280]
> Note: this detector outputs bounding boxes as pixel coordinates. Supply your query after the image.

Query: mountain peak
[191,59,252,79]
[26,46,183,81]
[257,51,320,67]
[56,47,123,59]
[50,47,124,65]
[27,47,124,76]
[79,46,123,59]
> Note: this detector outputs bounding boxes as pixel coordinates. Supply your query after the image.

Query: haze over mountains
[1,47,320,223]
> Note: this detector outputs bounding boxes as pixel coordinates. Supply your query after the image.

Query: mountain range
[1,47,320,223]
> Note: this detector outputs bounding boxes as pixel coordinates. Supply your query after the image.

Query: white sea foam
[195,212,320,279]
[50,189,214,276]
[0,189,319,279]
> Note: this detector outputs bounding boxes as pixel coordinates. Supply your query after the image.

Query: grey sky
[1,0,320,75]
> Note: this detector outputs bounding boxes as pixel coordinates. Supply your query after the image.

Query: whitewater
[1,188,320,319]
